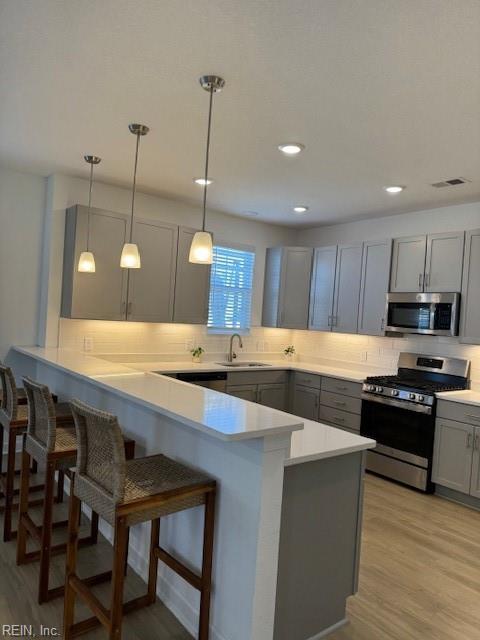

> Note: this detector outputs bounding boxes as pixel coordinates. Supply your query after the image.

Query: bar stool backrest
[0,363,18,422]
[23,377,57,451]
[70,399,126,504]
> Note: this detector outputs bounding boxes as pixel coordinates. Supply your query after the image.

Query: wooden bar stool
[64,400,216,640]
[16,377,136,605]
[0,364,69,542]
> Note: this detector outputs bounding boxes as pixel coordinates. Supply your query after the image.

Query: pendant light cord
[86,161,94,252]
[202,86,215,232]
[129,133,141,243]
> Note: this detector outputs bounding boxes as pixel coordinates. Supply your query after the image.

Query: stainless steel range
[360,353,470,492]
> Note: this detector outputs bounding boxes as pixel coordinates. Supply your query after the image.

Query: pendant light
[78,155,101,272]
[189,75,225,264]
[120,123,149,268]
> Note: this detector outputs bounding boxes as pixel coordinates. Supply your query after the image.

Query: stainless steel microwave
[385,292,460,336]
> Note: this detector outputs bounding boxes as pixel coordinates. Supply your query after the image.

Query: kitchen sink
[215,361,272,367]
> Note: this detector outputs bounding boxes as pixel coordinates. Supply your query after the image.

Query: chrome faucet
[228,333,243,362]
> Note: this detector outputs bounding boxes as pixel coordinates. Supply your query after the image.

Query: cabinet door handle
[327,315,332,327]
[334,416,345,423]
[336,386,348,392]
[467,433,473,448]
[418,273,423,289]
[127,301,132,316]
[334,400,347,407]
[381,318,385,331]
[424,273,430,288]
[474,434,480,451]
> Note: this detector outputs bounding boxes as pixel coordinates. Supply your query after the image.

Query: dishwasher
[161,371,228,392]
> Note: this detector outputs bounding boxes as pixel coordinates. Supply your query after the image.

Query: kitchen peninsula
[13,346,374,640]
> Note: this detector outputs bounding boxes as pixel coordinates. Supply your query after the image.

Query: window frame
[207,241,256,335]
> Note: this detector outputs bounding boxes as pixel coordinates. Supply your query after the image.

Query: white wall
[0,167,46,361]
[41,173,296,347]
[295,201,480,246]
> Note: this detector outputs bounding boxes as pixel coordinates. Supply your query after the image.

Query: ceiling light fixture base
[199,76,225,93]
[84,155,101,165]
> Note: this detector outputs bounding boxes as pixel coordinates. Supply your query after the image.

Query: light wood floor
[1,474,479,639]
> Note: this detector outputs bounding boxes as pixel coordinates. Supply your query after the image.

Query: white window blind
[208,245,255,332]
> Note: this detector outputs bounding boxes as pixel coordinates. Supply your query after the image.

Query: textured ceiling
[1,0,480,227]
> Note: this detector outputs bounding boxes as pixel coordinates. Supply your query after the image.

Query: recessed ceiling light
[194,177,213,186]
[293,206,309,214]
[384,185,405,194]
[278,143,305,156]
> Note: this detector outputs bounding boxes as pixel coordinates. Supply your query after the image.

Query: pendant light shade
[189,75,225,264]
[78,251,96,273]
[120,243,141,269]
[188,231,213,264]
[121,123,149,269]
[78,155,101,273]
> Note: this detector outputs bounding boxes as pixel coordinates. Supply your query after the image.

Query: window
[208,245,255,332]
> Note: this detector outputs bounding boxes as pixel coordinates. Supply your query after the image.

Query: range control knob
[376,386,384,393]
[418,395,425,402]
[409,393,416,400]
[391,389,399,397]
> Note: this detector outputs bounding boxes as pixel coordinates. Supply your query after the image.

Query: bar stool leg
[56,470,65,504]
[0,424,4,479]
[148,519,160,604]
[199,489,216,640]
[16,448,31,565]
[31,459,38,474]
[109,516,129,639]
[38,460,56,604]
[64,492,81,640]
[3,429,17,542]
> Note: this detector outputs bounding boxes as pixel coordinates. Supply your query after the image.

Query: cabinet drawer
[321,377,361,398]
[292,371,321,389]
[319,405,361,432]
[320,391,361,415]
[227,370,287,386]
[437,400,480,425]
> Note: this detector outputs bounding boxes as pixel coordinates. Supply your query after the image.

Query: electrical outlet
[83,336,93,352]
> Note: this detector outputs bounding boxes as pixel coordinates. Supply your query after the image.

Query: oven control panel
[362,383,434,406]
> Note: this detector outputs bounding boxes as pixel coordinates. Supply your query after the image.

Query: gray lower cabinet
[390,235,427,292]
[291,385,320,420]
[227,384,258,402]
[262,247,313,329]
[61,205,129,320]
[173,227,211,324]
[318,377,362,433]
[460,229,480,344]
[471,434,480,499]
[258,383,287,411]
[126,219,177,322]
[308,246,337,331]
[432,418,474,494]
[358,239,392,336]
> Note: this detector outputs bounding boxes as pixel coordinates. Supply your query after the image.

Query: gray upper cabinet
[61,205,129,320]
[432,418,474,495]
[309,246,337,331]
[332,244,363,334]
[127,219,178,322]
[262,247,313,329]
[424,232,464,292]
[358,240,392,336]
[390,232,464,293]
[173,227,211,324]
[390,235,427,292]
[460,229,480,344]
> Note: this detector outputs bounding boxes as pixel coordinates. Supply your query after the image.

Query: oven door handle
[361,393,433,415]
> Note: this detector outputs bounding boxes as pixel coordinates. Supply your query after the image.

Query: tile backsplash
[59,319,480,388]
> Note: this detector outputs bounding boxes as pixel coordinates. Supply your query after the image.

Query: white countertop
[436,389,480,406]
[102,357,391,383]
[14,347,376,460]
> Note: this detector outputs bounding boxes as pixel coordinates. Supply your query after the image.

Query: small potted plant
[191,346,205,363]
[284,345,296,361]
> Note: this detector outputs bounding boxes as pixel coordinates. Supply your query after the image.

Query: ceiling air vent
[431,177,471,188]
